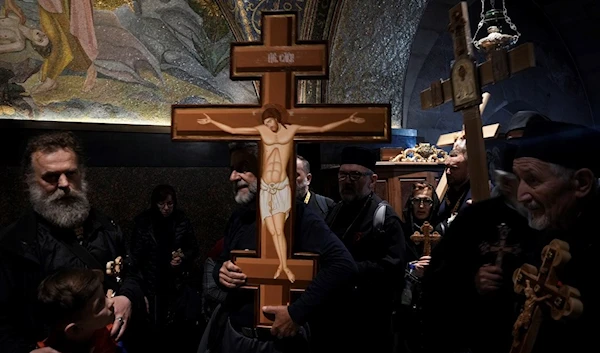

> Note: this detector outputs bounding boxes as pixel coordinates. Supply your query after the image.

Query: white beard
[28,178,91,229]
[234,180,258,205]
[527,214,549,231]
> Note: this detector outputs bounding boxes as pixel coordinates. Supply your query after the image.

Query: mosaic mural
[0,0,260,126]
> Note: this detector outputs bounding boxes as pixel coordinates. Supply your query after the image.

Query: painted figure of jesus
[197,103,364,282]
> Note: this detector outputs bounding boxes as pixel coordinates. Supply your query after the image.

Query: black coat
[325,193,405,352]
[215,201,357,328]
[326,193,405,290]
[131,209,198,297]
[523,195,599,353]
[421,196,538,353]
[303,192,335,219]
[0,209,145,353]
[401,188,442,263]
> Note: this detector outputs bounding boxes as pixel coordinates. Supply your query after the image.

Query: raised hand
[349,112,365,124]
[197,113,212,125]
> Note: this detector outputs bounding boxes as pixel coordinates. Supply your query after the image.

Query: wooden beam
[437,123,500,146]
[435,93,495,200]
[420,43,535,110]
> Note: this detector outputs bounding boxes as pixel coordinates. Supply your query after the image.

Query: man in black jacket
[325,146,405,353]
[295,155,335,219]
[0,131,145,353]
[203,142,357,353]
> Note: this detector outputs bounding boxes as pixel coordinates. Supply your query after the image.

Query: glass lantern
[472,1,521,54]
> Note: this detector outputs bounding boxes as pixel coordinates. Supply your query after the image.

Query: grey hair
[547,163,598,193]
[297,155,310,174]
[548,163,576,182]
[450,138,468,160]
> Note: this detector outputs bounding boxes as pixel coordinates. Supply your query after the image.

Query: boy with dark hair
[36,268,120,353]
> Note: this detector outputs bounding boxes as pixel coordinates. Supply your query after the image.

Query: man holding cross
[198,104,363,283]
[203,142,357,353]
[420,113,545,353]
[436,138,473,233]
[508,120,599,353]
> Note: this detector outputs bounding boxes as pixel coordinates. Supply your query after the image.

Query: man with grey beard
[420,111,548,353]
[509,121,599,353]
[0,131,145,353]
[200,142,357,353]
[325,146,404,353]
[420,143,540,353]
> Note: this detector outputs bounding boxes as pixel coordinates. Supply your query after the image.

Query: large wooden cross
[171,12,390,329]
[420,2,535,203]
[434,92,497,200]
[410,222,441,257]
[511,239,583,353]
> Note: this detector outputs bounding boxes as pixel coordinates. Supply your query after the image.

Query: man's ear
[370,173,378,186]
[573,168,595,198]
[306,173,312,185]
[64,322,78,338]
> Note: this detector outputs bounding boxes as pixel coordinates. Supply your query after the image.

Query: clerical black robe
[326,193,405,353]
[436,181,472,233]
[521,194,598,353]
[421,196,538,353]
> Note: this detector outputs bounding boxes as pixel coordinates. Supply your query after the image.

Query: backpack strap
[314,194,328,215]
[373,201,389,233]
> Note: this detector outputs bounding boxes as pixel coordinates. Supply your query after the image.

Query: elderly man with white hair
[509,120,599,353]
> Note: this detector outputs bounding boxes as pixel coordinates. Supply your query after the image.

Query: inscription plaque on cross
[171,12,390,329]
[420,1,536,203]
[410,222,441,257]
[510,239,583,353]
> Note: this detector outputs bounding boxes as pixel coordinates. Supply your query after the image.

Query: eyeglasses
[338,171,373,181]
[157,202,174,209]
[411,197,433,207]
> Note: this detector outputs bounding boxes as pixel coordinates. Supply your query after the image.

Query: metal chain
[473,0,488,49]
[479,0,486,23]
[474,0,521,49]
[502,0,521,44]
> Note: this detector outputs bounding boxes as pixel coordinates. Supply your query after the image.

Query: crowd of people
[0,110,597,353]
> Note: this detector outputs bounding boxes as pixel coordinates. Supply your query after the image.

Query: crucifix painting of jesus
[197,103,364,282]
[173,12,389,329]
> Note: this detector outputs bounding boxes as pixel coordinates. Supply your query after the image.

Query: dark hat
[514,121,600,175]
[495,140,519,172]
[340,146,377,171]
[506,111,551,135]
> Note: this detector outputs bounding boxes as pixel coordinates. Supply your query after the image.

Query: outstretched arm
[297,112,365,133]
[197,113,258,135]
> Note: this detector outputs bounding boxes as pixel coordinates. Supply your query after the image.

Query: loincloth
[259,177,291,221]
